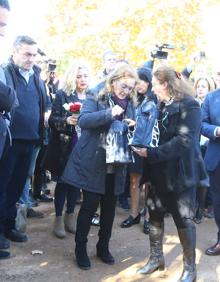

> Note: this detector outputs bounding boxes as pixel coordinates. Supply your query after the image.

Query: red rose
[69,102,82,114]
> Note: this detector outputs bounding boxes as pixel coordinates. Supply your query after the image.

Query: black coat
[44,90,84,177]
[147,95,207,194]
[0,80,16,159]
[61,94,135,195]
[201,89,220,171]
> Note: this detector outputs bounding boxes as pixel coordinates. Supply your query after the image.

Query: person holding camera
[133,66,206,282]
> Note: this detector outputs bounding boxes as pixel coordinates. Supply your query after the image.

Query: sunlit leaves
[41,0,207,74]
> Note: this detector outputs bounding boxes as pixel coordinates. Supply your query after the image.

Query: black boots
[96,240,115,265]
[137,221,165,274]
[177,224,196,282]
[75,240,115,269]
[75,244,91,270]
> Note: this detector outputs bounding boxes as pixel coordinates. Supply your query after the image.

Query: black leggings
[148,187,196,229]
[75,174,117,245]
[54,182,79,216]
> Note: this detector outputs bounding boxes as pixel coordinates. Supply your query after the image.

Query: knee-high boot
[75,206,95,270]
[96,222,115,265]
[75,223,91,270]
[96,235,115,265]
[96,193,117,265]
[137,221,165,275]
[177,223,196,282]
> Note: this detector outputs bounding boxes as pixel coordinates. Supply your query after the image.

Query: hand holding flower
[63,102,82,115]
[69,102,82,114]
[66,115,78,125]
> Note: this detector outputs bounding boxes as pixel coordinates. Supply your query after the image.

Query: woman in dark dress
[62,64,138,270]
[120,67,156,234]
[133,66,206,282]
[46,61,90,238]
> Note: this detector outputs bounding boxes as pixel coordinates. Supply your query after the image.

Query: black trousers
[148,186,196,229]
[75,174,117,245]
[33,145,47,198]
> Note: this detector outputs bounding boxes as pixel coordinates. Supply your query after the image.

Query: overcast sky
[0,0,48,62]
[8,0,48,39]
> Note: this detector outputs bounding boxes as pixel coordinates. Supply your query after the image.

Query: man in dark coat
[0,0,17,260]
[0,0,16,159]
[0,35,50,259]
[201,80,220,256]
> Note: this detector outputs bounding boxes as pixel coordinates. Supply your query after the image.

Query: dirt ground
[0,182,220,282]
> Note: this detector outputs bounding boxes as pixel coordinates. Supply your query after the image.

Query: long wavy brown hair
[153,66,194,101]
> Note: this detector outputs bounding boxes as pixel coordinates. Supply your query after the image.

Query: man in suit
[0,35,50,259]
[201,69,220,255]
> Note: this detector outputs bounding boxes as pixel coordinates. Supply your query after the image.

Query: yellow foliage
[39,0,209,75]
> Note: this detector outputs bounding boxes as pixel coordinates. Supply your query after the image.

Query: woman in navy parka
[62,64,138,270]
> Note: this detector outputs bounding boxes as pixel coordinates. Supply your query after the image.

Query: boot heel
[158,263,165,271]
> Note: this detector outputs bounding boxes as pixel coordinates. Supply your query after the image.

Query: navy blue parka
[61,93,135,195]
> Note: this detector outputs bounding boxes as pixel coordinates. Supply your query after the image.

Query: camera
[151,43,175,60]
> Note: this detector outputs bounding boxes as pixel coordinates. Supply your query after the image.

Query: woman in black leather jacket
[133,66,206,282]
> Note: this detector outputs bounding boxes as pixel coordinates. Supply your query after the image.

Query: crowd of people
[1,1,220,281]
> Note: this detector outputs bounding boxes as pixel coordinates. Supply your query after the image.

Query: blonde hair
[153,65,194,100]
[99,64,138,104]
[59,60,90,95]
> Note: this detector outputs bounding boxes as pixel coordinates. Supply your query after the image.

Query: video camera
[151,43,175,60]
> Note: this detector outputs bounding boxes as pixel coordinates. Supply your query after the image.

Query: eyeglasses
[117,81,135,93]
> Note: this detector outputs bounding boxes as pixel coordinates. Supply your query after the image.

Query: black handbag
[129,98,159,148]
[106,119,134,164]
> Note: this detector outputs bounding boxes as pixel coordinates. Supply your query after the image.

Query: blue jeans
[18,146,40,208]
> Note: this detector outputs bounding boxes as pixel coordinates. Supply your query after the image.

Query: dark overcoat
[0,81,16,159]
[45,90,82,176]
[147,95,207,194]
[201,89,220,172]
[61,93,135,195]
